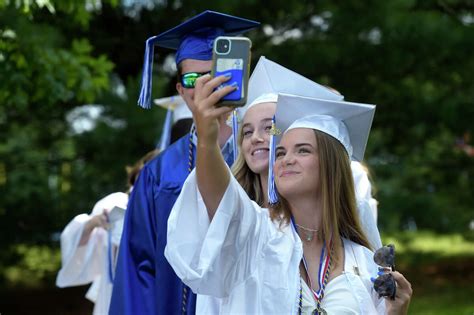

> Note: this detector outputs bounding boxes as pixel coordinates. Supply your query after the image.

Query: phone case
[211,36,252,107]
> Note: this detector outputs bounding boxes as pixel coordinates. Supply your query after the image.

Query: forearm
[79,219,97,246]
[196,140,230,221]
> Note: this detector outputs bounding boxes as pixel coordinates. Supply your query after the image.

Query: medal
[313,307,327,315]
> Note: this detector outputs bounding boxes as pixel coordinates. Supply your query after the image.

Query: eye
[275,150,285,159]
[297,147,311,154]
[264,125,272,134]
[243,129,253,137]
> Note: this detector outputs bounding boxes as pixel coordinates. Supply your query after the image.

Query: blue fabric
[158,108,173,150]
[110,133,234,315]
[175,28,223,65]
[137,10,259,109]
[268,115,279,205]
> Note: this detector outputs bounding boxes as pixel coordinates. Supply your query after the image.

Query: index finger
[391,271,412,291]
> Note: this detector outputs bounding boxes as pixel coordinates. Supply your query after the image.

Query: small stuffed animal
[372,244,396,299]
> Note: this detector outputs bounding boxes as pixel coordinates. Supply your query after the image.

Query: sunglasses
[180,71,211,89]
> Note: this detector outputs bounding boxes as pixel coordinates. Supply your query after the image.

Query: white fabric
[301,273,359,315]
[287,114,353,158]
[165,169,385,314]
[352,161,378,222]
[56,192,128,315]
[154,95,192,122]
[275,94,376,162]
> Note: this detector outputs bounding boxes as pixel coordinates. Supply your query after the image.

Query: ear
[176,82,185,97]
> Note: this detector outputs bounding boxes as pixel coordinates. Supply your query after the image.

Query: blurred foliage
[2,244,61,288]
[0,0,473,289]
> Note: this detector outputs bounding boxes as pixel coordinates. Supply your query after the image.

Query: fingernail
[224,72,232,77]
[230,82,239,88]
[377,271,384,276]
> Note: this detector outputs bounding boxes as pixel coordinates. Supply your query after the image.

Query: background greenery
[0,0,473,314]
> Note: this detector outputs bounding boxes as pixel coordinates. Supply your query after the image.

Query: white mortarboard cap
[154,95,192,151]
[154,95,192,123]
[237,56,344,120]
[275,93,376,162]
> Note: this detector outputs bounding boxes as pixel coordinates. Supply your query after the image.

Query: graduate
[165,80,412,313]
[154,95,193,150]
[109,11,259,315]
[232,56,381,249]
[56,150,159,315]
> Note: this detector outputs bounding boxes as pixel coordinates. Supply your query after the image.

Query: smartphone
[211,36,252,107]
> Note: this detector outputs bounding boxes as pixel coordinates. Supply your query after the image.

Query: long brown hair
[270,130,372,263]
[126,149,160,193]
[231,126,266,206]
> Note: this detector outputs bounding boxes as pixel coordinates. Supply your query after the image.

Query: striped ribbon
[231,110,239,162]
[291,219,332,314]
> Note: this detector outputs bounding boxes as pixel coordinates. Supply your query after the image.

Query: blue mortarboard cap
[138,10,259,109]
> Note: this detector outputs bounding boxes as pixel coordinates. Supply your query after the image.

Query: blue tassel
[138,37,157,109]
[232,109,239,162]
[158,107,173,151]
[268,115,279,205]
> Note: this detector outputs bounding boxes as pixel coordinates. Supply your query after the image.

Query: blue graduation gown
[109,133,233,314]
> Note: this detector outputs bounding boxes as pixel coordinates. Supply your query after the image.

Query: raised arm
[193,74,236,220]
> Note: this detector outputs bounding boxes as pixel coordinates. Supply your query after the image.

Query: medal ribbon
[291,218,332,313]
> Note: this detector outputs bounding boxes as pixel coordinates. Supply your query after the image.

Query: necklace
[295,223,319,242]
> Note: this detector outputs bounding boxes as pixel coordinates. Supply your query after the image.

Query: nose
[281,151,295,165]
[250,130,264,144]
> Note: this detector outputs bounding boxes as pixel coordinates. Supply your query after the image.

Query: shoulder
[140,134,191,186]
[144,135,190,173]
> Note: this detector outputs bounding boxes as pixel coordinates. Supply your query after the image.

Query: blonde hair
[270,130,372,263]
[231,126,266,206]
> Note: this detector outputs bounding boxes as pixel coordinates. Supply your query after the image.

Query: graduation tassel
[267,115,280,205]
[158,106,174,151]
[138,37,157,109]
[231,109,239,162]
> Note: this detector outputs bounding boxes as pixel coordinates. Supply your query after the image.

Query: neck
[260,172,268,207]
[288,194,322,234]
[217,115,232,148]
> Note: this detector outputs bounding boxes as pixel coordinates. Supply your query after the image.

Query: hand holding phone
[211,36,252,107]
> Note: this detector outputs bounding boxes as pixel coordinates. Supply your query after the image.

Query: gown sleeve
[109,167,158,315]
[165,167,271,298]
[56,214,107,287]
[56,192,128,288]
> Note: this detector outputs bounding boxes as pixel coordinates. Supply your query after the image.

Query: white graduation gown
[56,192,128,315]
[351,161,379,223]
[165,169,386,314]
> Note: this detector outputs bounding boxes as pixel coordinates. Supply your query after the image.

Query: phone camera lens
[217,39,231,54]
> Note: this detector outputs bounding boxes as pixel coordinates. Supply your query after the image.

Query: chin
[248,162,268,175]
[275,179,303,197]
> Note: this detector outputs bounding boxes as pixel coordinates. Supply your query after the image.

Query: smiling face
[274,128,320,199]
[240,102,276,175]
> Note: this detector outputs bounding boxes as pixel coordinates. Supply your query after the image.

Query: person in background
[56,149,159,315]
[109,11,259,315]
[154,95,193,150]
